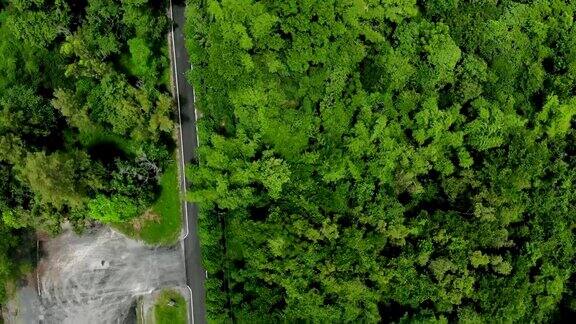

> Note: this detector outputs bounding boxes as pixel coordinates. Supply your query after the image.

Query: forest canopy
[186,0,576,322]
[0,0,174,302]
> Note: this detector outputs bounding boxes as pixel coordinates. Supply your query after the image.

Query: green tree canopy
[0,0,175,304]
[186,0,576,322]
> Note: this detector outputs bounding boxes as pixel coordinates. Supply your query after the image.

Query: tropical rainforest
[186,0,576,322]
[0,0,175,302]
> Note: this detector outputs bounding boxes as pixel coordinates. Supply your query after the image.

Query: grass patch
[135,296,144,324]
[154,289,187,324]
[114,162,182,245]
[160,43,171,89]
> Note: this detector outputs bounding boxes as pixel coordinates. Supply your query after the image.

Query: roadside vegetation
[0,0,180,303]
[115,163,181,245]
[186,0,576,322]
[154,289,188,324]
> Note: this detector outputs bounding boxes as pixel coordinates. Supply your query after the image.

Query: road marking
[169,1,195,323]
[36,240,42,298]
[169,0,189,241]
[184,284,195,324]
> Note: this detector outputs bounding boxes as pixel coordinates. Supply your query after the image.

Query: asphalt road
[169,1,206,323]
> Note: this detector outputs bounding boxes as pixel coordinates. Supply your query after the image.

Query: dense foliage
[186,0,576,322]
[0,0,174,301]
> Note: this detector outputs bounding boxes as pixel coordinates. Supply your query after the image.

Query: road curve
[168,1,207,323]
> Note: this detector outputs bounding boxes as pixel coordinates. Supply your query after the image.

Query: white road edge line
[184,284,195,324]
[170,0,189,241]
[36,240,42,298]
[169,1,195,324]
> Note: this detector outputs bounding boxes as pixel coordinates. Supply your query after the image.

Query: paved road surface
[169,1,206,323]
